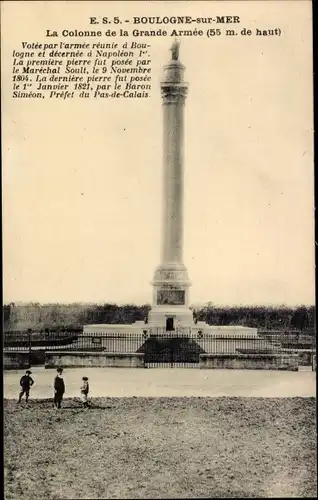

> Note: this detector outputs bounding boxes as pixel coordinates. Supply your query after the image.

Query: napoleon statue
[170,39,180,60]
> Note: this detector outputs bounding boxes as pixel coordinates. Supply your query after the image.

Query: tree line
[3,302,315,333]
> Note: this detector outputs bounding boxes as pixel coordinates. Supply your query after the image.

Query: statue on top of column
[170,39,180,60]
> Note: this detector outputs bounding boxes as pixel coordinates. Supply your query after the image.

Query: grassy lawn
[4,397,316,499]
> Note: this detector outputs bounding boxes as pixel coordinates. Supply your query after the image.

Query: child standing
[80,376,89,408]
[53,367,65,409]
[18,370,34,404]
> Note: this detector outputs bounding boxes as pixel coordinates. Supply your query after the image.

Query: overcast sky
[2,1,314,306]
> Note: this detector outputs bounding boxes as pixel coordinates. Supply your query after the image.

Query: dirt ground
[4,397,316,499]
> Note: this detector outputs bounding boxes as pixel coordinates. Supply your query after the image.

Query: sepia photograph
[2,1,316,499]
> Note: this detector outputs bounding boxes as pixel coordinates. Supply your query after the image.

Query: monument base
[83,321,258,337]
[147,306,194,328]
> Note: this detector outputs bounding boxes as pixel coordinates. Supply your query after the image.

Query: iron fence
[4,329,316,356]
[3,330,79,349]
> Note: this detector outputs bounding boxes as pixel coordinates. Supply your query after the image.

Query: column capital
[160,83,188,105]
[160,58,188,104]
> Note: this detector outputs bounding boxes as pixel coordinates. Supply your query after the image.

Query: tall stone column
[148,42,194,330]
[161,64,186,264]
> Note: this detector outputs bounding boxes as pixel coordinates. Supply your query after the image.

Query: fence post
[312,331,316,371]
[28,328,32,367]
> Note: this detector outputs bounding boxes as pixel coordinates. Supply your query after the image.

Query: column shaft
[162,100,185,264]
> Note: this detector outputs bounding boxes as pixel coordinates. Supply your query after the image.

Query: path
[4,366,316,399]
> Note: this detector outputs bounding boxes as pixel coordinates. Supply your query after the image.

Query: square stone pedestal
[147,306,194,329]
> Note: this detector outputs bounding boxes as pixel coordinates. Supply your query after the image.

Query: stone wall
[199,353,299,371]
[4,350,302,372]
[290,350,314,366]
[45,351,145,368]
[4,350,45,370]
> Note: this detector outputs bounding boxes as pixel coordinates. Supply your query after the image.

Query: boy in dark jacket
[53,368,65,409]
[18,370,34,403]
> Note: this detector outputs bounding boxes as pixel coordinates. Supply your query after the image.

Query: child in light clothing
[80,376,89,408]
